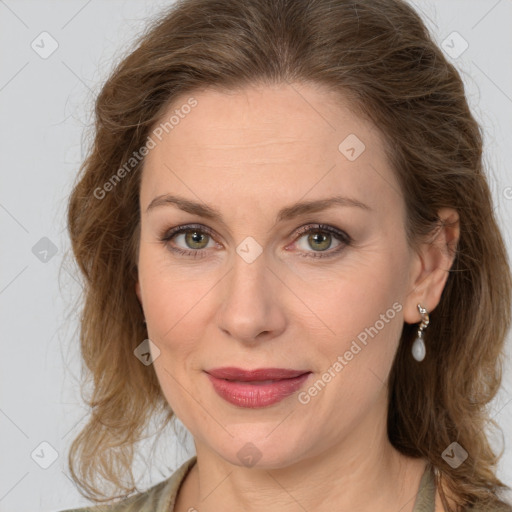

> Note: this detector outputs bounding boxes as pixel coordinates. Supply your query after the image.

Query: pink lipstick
[205,367,311,408]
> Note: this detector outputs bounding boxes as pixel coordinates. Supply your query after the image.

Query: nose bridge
[225,245,270,316]
[217,243,286,342]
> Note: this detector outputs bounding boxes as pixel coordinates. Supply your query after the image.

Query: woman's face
[136,82,424,468]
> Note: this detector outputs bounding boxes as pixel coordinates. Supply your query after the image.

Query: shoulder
[57,456,197,512]
[466,499,512,512]
[57,478,170,512]
[424,463,512,512]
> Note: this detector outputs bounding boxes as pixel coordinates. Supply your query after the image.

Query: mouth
[205,367,312,408]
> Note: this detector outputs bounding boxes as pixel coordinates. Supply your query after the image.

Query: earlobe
[135,281,147,326]
[403,207,460,324]
[135,280,142,304]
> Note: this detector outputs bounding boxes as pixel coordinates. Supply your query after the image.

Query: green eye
[160,224,216,259]
[182,230,210,250]
[304,231,333,251]
[293,224,351,259]
[160,223,351,260]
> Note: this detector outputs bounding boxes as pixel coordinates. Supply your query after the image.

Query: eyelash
[159,223,352,260]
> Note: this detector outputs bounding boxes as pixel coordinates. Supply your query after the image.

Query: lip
[205,367,312,408]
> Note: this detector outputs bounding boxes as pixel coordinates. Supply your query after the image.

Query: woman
[61,0,512,510]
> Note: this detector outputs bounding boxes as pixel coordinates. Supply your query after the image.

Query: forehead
[141,83,402,219]
[149,83,375,155]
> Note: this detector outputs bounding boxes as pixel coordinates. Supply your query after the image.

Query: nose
[216,249,287,345]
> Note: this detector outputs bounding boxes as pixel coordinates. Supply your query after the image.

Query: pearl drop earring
[412,304,429,362]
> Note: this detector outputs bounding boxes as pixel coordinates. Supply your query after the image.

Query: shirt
[59,456,512,512]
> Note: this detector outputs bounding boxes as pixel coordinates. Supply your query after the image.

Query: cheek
[144,280,206,356]
[307,252,406,373]
[139,243,213,330]
[140,264,208,413]
[139,227,408,361]
[316,259,400,329]
[303,271,404,423]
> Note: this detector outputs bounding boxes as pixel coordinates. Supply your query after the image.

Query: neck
[175,396,428,512]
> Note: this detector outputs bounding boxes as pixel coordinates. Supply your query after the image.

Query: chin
[212,431,311,470]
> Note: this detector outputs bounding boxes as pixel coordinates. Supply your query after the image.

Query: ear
[135,279,142,305]
[403,207,460,324]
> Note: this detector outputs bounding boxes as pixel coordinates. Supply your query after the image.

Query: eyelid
[159,222,352,258]
[287,223,351,259]
[293,223,351,243]
[160,223,217,242]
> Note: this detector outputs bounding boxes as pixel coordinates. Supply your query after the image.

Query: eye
[160,224,217,259]
[159,223,352,259]
[291,224,351,259]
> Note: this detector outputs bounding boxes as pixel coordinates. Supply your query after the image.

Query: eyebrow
[145,193,371,223]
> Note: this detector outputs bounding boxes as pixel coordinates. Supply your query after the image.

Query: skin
[135,82,460,512]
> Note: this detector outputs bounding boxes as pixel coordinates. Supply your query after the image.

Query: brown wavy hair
[65,0,512,509]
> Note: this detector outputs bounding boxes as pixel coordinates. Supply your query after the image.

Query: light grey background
[0,1,511,511]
